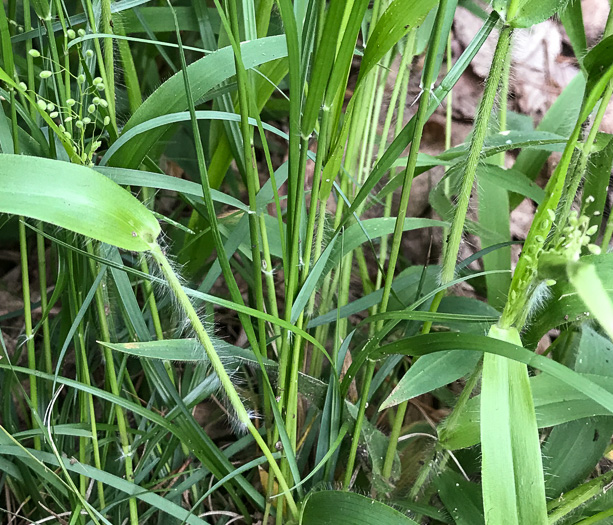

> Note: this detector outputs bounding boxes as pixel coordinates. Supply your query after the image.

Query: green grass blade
[542,324,613,500]
[560,0,587,68]
[434,470,484,525]
[377,332,613,416]
[567,262,613,341]
[0,154,160,251]
[439,370,613,450]
[331,11,498,232]
[508,0,569,27]
[582,133,613,234]
[0,445,211,525]
[300,490,419,525]
[511,74,585,208]
[480,326,547,525]
[107,36,288,168]
[100,110,287,166]
[357,0,437,84]
[291,218,446,323]
[381,351,482,410]
[96,165,250,212]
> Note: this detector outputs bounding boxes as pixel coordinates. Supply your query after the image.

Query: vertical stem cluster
[383,22,514,483]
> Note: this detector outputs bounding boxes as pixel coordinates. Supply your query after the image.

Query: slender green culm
[147,242,299,520]
[380,0,455,480]
[3,0,613,522]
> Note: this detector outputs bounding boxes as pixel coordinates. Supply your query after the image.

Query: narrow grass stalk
[66,255,105,504]
[372,34,415,306]
[169,5,291,514]
[148,242,299,519]
[168,0,260,356]
[82,0,116,130]
[87,246,139,525]
[439,25,512,288]
[36,228,52,375]
[397,27,515,496]
[377,0,455,480]
[98,4,116,92]
[555,81,613,242]
[23,0,36,117]
[2,7,43,450]
[220,0,268,358]
[19,221,40,451]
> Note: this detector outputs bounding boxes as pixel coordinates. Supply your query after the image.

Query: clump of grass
[1,1,613,524]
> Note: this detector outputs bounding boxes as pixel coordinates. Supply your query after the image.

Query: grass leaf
[0,154,160,251]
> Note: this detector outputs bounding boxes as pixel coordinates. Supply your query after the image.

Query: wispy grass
[1,1,613,524]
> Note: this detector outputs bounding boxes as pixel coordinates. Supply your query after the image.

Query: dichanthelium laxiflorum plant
[1,0,613,523]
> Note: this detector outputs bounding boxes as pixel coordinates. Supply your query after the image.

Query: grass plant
[1,1,613,524]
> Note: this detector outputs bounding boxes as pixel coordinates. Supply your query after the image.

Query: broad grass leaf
[560,0,587,66]
[116,6,218,33]
[434,469,484,525]
[480,326,547,525]
[100,110,288,167]
[107,36,288,168]
[439,371,613,450]
[578,35,613,124]
[568,262,613,342]
[300,490,418,524]
[543,326,613,498]
[358,0,438,83]
[0,154,160,251]
[377,333,613,425]
[478,170,511,310]
[377,293,501,411]
[543,419,613,500]
[96,165,250,212]
[508,0,569,28]
[381,351,481,410]
[584,35,613,96]
[479,165,545,205]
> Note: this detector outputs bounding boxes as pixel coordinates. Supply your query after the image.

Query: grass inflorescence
[1,1,613,524]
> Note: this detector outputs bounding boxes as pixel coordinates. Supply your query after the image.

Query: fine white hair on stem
[522,280,553,328]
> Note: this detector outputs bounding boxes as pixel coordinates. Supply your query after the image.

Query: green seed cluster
[548,208,601,260]
[23,40,110,165]
[503,206,602,328]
